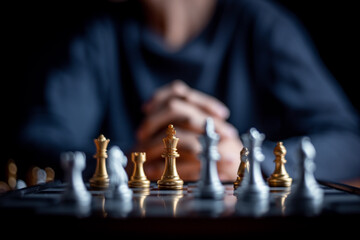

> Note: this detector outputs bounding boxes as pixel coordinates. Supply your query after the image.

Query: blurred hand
[132,80,243,181]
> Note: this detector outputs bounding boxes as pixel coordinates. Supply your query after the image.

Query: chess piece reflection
[267,142,292,187]
[235,197,269,217]
[61,151,91,206]
[233,147,249,190]
[90,134,110,189]
[157,190,184,217]
[270,187,291,215]
[128,152,151,188]
[92,194,108,218]
[157,124,184,190]
[285,137,323,216]
[132,189,150,217]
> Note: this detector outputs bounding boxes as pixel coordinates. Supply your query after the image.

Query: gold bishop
[267,141,292,187]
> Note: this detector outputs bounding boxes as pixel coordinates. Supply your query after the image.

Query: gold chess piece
[267,141,292,187]
[128,152,151,188]
[7,159,17,189]
[89,134,110,189]
[233,147,249,189]
[157,124,184,190]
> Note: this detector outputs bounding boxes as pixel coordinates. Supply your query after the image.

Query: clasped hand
[132,80,243,181]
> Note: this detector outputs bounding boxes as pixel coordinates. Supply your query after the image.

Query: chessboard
[0,180,359,237]
[1,123,359,237]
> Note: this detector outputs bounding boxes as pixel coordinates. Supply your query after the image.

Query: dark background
[4,1,359,114]
[1,1,359,180]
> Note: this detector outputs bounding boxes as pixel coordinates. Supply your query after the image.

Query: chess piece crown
[162,124,180,158]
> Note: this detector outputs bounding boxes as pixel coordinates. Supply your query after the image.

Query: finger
[132,133,164,164]
[137,98,238,142]
[174,128,202,156]
[138,130,243,181]
[143,80,189,113]
[144,158,200,182]
[143,80,230,119]
[138,98,204,141]
[176,158,201,181]
[144,161,164,181]
[184,87,230,119]
[217,138,243,181]
[135,127,202,162]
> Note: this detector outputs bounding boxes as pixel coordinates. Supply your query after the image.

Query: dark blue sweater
[17,0,360,181]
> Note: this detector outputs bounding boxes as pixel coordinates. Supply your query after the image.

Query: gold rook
[129,152,151,188]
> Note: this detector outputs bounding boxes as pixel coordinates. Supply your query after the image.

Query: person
[9,0,360,185]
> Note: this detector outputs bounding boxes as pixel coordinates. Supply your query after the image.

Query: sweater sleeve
[251,2,360,182]
[15,17,119,177]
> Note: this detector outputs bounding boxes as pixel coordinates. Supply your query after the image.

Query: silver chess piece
[235,128,269,201]
[61,151,92,206]
[106,146,133,201]
[195,117,225,199]
[285,137,323,216]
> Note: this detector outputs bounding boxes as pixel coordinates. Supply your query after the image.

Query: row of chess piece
[60,123,186,207]
[60,117,324,216]
[233,127,324,216]
[0,159,55,194]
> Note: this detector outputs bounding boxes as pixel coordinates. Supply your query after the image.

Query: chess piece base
[157,178,183,190]
[89,177,110,189]
[195,184,225,200]
[267,175,292,187]
[236,183,269,201]
[128,179,151,188]
[110,185,133,200]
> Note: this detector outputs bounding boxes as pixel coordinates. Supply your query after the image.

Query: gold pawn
[267,141,292,187]
[234,147,249,189]
[157,124,184,190]
[128,152,151,188]
[89,134,110,189]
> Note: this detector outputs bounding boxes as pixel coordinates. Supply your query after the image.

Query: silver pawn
[61,151,91,206]
[195,117,225,199]
[106,146,133,200]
